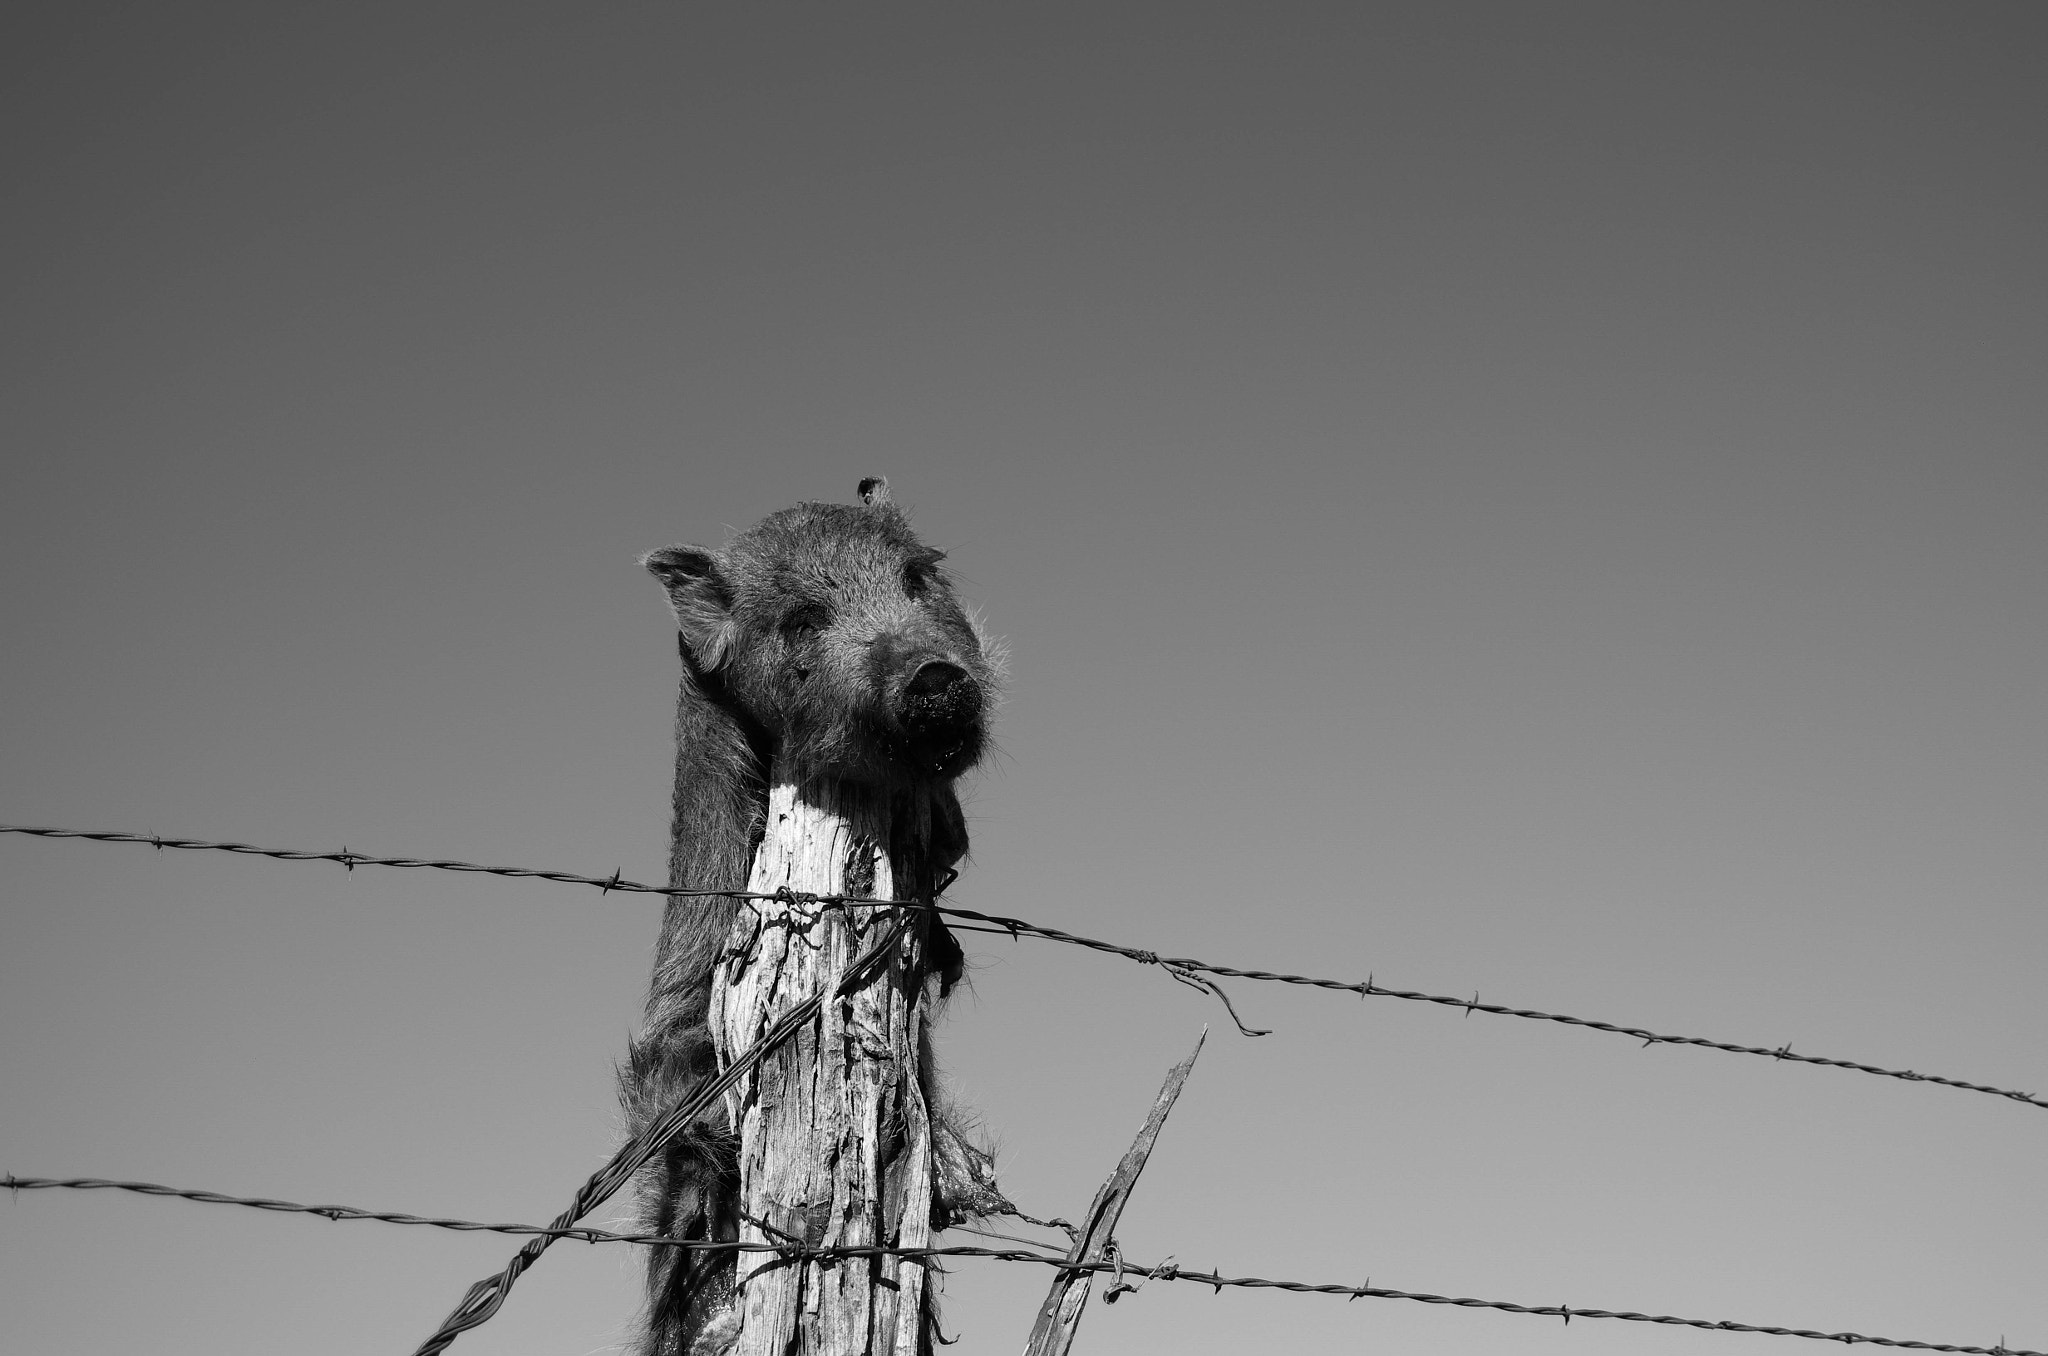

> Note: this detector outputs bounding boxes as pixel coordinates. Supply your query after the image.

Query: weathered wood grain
[712,773,941,1355]
[1022,1031,1206,1356]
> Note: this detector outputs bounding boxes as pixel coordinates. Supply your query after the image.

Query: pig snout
[894,658,984,774]
[902,660,981,730]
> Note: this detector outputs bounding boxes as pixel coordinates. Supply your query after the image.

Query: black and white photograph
[4,5,2044,1354]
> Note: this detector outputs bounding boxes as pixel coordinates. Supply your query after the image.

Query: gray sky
[3,4,2044,1354]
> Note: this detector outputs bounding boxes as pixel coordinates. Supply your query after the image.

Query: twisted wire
[5,823,2041,1113]
[409,915,910,1354]
[6,1175,2035,1355]
[410,992,818,1351]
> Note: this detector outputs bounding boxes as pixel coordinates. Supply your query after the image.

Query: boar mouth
[921,732,978,778]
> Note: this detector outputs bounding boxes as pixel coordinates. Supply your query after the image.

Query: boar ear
[857,476,890,506]
[642,545,734,670]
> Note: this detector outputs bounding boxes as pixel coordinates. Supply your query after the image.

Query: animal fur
[622,479,1005,1355]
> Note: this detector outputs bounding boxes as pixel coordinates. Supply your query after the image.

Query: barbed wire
[5,823,2042,1114]
[413,913,913,1354]
[6,1175,2036,1355]
[0,825,687,896]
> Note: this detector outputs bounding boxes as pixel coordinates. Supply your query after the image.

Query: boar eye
[781,602,831,638]
[903,549,946,599]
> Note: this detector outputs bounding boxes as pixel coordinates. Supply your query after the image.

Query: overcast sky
[4,4,2045,1355]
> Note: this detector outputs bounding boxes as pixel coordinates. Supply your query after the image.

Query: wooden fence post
[1023,1031,1206,1356]
[710,771,946,1355]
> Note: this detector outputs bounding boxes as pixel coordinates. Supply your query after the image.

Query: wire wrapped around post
[409,916,907,1355]
[708,774,956,1355]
